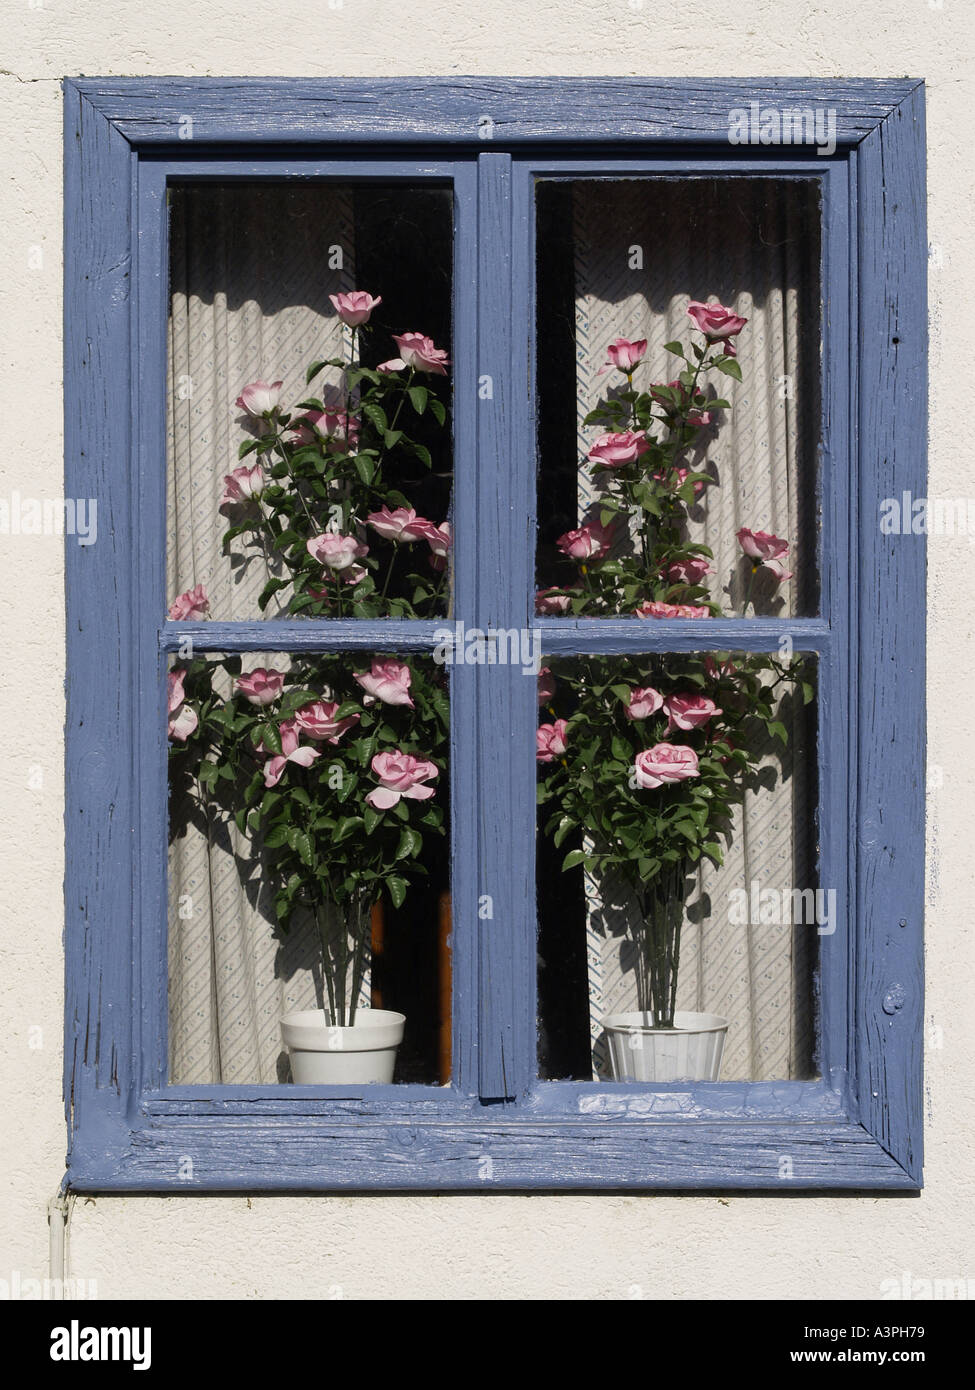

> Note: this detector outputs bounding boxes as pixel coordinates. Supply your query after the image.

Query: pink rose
[260,719,321,788]
[633,743,700,788]
[392,332,450,376]
[556,520,615,562]
[354,659,414,708]
[665,693,722,732]
[535,587,574,615]
[736,527,789,562]
[600,336,648,374]
[220,463,265,510]
[635,601,710,619]
[376,358,405,374]
[666,555,713,586]
[290,408,359,447]
[168,704,198,742]
[168,667,188,713]
[168,584,210,621]
[686,301,748,355]
[736,528,793,581]
[167,668,198,742]
[329,291,381,327]
[235,668,285,706]
[306,532,368,571]
[412,519,450,571]
[235,380,283,417]
[536,719,569,763]
[587,430,652,468]
[625,687,664,721]
[366,506,432,544]
[365,751,439,809]
[538,668,556,704]
[294,700,360,744]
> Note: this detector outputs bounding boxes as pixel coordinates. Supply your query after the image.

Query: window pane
[535,178,821,620]
[167,182,453,622]
[536,651,819,1082]
[167,650,450,1085]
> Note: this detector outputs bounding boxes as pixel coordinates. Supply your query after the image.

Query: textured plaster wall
[1,0,972,1301]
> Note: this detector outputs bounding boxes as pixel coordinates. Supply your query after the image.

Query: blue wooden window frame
[63,78,926,1191]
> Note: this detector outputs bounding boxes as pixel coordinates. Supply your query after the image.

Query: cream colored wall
[1,0,972,1300]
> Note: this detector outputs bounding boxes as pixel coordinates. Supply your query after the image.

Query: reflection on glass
[167,183,453,620]
[167,650,450,1084]
[535,651,819,1083]
[535,178,821,618]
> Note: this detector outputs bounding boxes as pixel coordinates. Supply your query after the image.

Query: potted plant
[168,291,452,1082]
[536,303,811,1082]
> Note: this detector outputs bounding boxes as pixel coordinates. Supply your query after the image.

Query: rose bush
[537,301,810,1028]
[168,288,452,1026]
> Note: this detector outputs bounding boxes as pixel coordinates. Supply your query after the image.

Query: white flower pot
[603,1011,729,1082]
[281,1008,406,1084]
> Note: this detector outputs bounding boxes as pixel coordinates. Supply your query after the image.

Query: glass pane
[167,649,450,1084]
[535,178,821,619]
[167,182,453,621]
[536,651,819,1082]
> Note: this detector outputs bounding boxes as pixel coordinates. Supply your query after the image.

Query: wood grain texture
[68,1115,915,1191]
[63,81,139,1163]
[447,162,480,1095]
[853,86,927,1184]
[815,159,856,1099]
[62,78,926,1191]
[537,617,833,653]
[70,77,920,148]
[472,153,536,1098]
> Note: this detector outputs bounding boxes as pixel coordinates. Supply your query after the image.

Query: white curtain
[572,180,818,1080]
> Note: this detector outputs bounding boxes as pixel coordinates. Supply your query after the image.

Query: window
[64,78,926,1189]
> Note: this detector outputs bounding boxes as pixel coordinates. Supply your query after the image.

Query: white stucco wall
[1,0,972,1300]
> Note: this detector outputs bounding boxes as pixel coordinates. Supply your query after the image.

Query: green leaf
[713,356,743,382]
[257,720,283,755]
[272,529,301,553]
[293,831,315,867]
[562,849,586,871]
[258,576,290,612]
[553,816,575,849]
[428,397,446,427]
[663,340,686,358]
[387,875,408,910]
[407,385,428,415]
[362,401,388,432]
[396,827,422,861]
[354,454,376,485]
[768,720,788,744]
